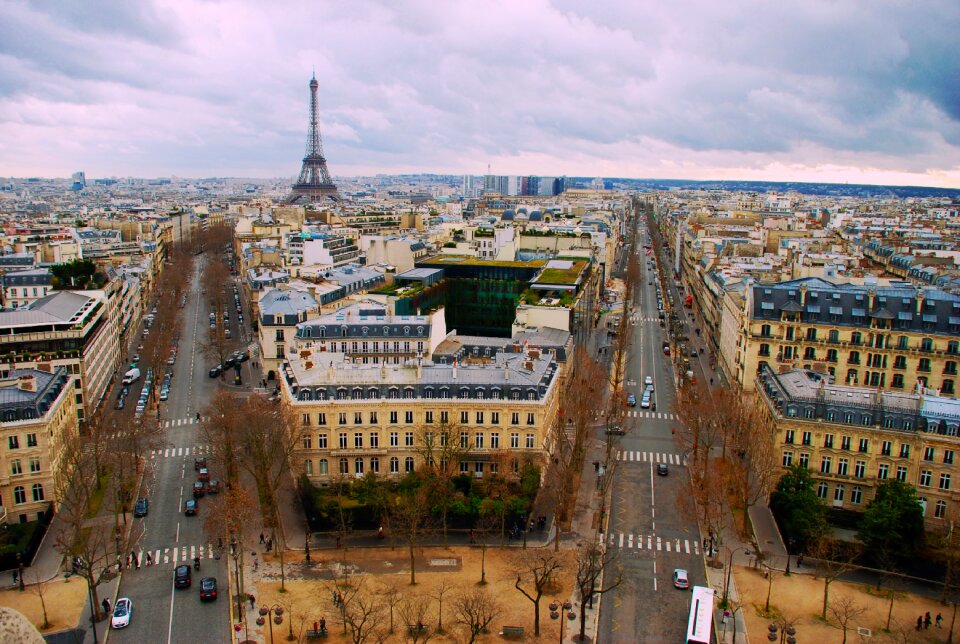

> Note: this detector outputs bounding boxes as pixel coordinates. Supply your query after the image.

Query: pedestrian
[314,621,319,634]
[126,554,132,569]
[796,555,803,568]
[336,536,341,548]
[925,612,932,629]
[102,597,111,614]
[11,570,17,586]
[259,532,265,544]
[332,590,338,605]
[267,538,273,551]
[377,526,384,539]
[937,613,944,628]
[249,594,255,609]
[146,552,153,566]
[253,557,259,571]
[319,617,326,633]
[917,616,924,631]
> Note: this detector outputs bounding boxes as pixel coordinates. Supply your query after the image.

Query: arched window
[527,389,537,400]
[439,388,450,399]
[300,390,313,401]
[383,326,390,336]
[352,388,363,400]
[319,326,326,338]
[404,326,410,336]
[302,327,312,338]
[404,387,415,399]
[491,388,501,399]
[511,388,521,400]
[424,388,435,399]
[362,326,369,336]
[316,389,327,400]
[417,326,424,335]
[339,458,349,474]
[13,486,25,504]
[388,388,400,399]
[368,388,380,399]
[404,457,415,472]
[476,389,485,400]
[337,388,348,400]
[390,457,399,473]
[354,458,364,475]
[370,457,380,473]
[318,459,329,475]
[459,388,470,399]
[304,460,314,476]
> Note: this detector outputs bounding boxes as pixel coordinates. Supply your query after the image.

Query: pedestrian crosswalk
[150,445,212,459]
[616,450,685,466]
[592,410,677,420]
[629,316,661,323]
[626,411,676,420]
[162,417,200,428]
[130,543,221,567]
[601,532,701,556]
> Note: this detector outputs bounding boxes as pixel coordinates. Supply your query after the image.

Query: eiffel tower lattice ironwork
[289,74,339,203]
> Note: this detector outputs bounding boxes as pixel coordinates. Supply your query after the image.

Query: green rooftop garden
[532,259,589,286]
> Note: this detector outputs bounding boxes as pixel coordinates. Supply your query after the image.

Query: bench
[407,624,428,635]
[305,629,328,639]
[500,625,525,639]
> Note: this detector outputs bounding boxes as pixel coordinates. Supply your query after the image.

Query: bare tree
[430,579,454,634]
[724,386,779,534]
[547,347,607,531]
[415,421,469,543]
[26,567,50,629]
[454,588,501,644]
[53,430,116,623]
[812,537,859,621]
[381,582,404,634]
[573,541,623,641]
[389,486,434,585]
[399,595,434,643]
[828,596,867,644]
[232,394,300,590]
[336,581,387,644]
[514,551,563,636]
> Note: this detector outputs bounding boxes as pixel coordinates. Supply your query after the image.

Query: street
[598,217,706,643]
[106,261,245,644]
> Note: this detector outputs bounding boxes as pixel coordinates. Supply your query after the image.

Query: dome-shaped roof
[529,210,543,221]
[517,207,528,214]
[501,210,515,221]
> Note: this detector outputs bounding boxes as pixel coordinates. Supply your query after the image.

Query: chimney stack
[18,374,36,392]
[452,358,457,380]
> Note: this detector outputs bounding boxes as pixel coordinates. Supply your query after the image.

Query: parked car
[174,565,192,588]
[644,376,654,390]
[183,499,198,516]
[194,456,207,470]
[197,467,210,482]
[134,497,149,517]
[672,568,689,589]
[626,393,637,407]
[193,481,206,498]
[208,365,222,378]
[114,397,126,410]
[207,480,220,494]
[657,463,669,476]
[605,425,625,435]
[111,597,133,628]
[199,577,218,601]
[640,392,651,409]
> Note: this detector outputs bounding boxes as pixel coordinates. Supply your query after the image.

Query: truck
[122,367,141,385]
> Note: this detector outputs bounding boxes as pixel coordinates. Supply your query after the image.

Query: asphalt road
[107,261,248,644]
[598,220,706,643]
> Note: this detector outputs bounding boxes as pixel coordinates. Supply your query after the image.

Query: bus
[685,585,714,644]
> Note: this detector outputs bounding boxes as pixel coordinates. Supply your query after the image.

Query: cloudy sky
[1,0,958,187]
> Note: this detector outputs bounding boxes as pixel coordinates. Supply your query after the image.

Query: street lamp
[257,604,284,644]
[230,536,248,641]
[723,547,753,607]
[549,599,575,644]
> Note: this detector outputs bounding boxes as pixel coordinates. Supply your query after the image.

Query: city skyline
[1,0,958,188]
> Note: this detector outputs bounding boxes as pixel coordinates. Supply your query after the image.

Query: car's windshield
[114,603,128,616]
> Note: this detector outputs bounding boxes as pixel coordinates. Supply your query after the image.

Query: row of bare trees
[51,238,196,622]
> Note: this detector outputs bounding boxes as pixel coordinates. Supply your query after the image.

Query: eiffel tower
[289,74,339,203]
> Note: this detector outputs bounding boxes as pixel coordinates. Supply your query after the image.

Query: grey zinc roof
[0,367,70,416]
[285,350,555,390]
[259,289,318,316]
[0,291,95,328]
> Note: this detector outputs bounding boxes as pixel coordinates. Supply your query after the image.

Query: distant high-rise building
[70,171,85,191]
[289,74,339,203]
[521,176,540,196]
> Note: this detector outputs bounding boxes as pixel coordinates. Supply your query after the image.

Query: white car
[644,376,654,390]
[111,597,132,628]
